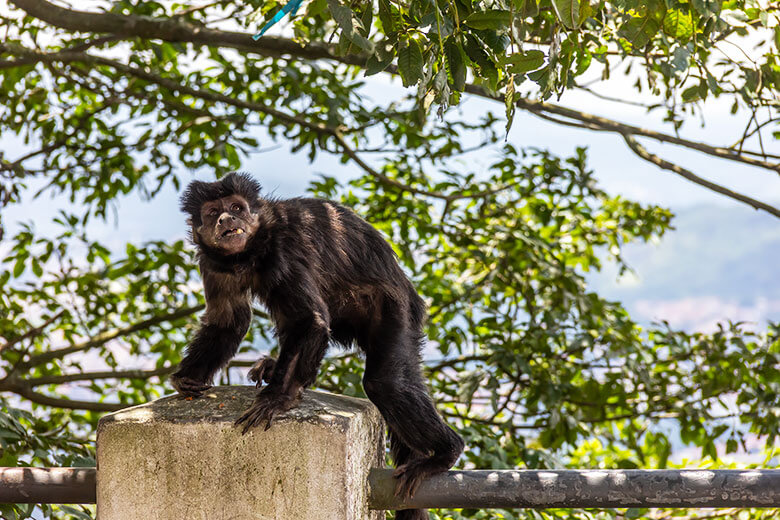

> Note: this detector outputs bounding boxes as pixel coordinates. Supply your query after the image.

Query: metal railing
[0,467,95,504]
[368,469,780,510]
[3,467,780,509]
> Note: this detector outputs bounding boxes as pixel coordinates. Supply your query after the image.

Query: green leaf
[397,39,424,87]
[327,0,353,33]
[502,50,545,73]
[691,0,721,18]
[464,35,499,89]
[551,0,581,29]
[671,46,691,71]
[464,10,511,30]
[31,260,43,277]
[359,6,372,37]
[365,42,395,76]
[505,73,516,133]
[12,258,25,278]
[378,0,395,33]
[618,15,663,49]
[681,83,702,102]
[327,0,374,52]
[445,37,467,91]
[663,9,694,41]
[575,48,592,75]
[578,0,593,25]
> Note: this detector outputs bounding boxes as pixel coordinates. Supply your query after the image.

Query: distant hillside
[588,204,780,330]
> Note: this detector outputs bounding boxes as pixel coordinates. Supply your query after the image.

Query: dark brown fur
[171,173,464,519]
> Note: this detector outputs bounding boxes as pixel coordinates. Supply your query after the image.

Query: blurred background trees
[0,0,778,518]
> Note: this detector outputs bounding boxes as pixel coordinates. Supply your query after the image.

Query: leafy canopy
[1,0,779,519]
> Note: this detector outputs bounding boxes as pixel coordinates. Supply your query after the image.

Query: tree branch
[331,131,519,202]
[27,367,175,386]
[16,304,204,371]
[4,45,520,202]
[6,0,365,66]
[25,358,263,386]
[0,100,118,173]
[6,0,779,214]
[467,83,780,175]
[0,311,64,353]
[622,135,780,219]
[9,382,128,412]
[6,359,265,411]
[8,0,778,176]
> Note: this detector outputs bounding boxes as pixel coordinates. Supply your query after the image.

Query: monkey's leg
[236,312,329,433]
[171,288,252,397]
[363,332,464,504]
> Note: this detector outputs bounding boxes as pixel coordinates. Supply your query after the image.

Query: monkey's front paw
[247,356,276,387]
[392,461,429,500]
[170,374,212,398]
[234,390,299,434]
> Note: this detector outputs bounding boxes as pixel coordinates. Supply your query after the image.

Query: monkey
[170,173,464,520]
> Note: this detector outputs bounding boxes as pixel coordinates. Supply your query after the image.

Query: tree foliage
[0,0,779,519]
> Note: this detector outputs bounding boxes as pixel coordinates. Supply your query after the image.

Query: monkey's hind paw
[235,391,298,434]
[247,356,276,387]
[170,375,212,398]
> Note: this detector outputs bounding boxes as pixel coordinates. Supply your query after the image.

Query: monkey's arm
[171,270,251,397]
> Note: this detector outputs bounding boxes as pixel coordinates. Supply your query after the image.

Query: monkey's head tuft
[181,173,263,256]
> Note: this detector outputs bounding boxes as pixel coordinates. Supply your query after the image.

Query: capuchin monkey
[171,173,463,519]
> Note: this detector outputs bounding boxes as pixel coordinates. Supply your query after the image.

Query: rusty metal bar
[368,469,780,510]
[0,467,96,504]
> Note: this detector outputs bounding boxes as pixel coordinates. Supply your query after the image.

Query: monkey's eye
[232,204,242,212]
[208,208,219,216]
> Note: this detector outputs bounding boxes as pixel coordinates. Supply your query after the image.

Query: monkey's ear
[184,217,200,245]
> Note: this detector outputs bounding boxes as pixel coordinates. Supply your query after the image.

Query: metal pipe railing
[368,469,780,510]
[3,467,780,510]
[0,467,96,504]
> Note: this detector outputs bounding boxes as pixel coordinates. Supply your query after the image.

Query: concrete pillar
[97,386,385,520]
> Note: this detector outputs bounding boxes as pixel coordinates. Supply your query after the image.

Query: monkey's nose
[218,213,236,225]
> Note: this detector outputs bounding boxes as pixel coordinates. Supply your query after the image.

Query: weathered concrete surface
[97,386,385,520]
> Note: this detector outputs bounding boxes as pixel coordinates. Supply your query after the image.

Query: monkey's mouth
[220,227,245,239]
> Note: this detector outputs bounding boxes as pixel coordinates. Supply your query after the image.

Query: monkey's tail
[389,428,430,520]
[395,509,429,520]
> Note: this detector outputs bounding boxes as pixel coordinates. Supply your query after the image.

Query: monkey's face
[196,194,259,255]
